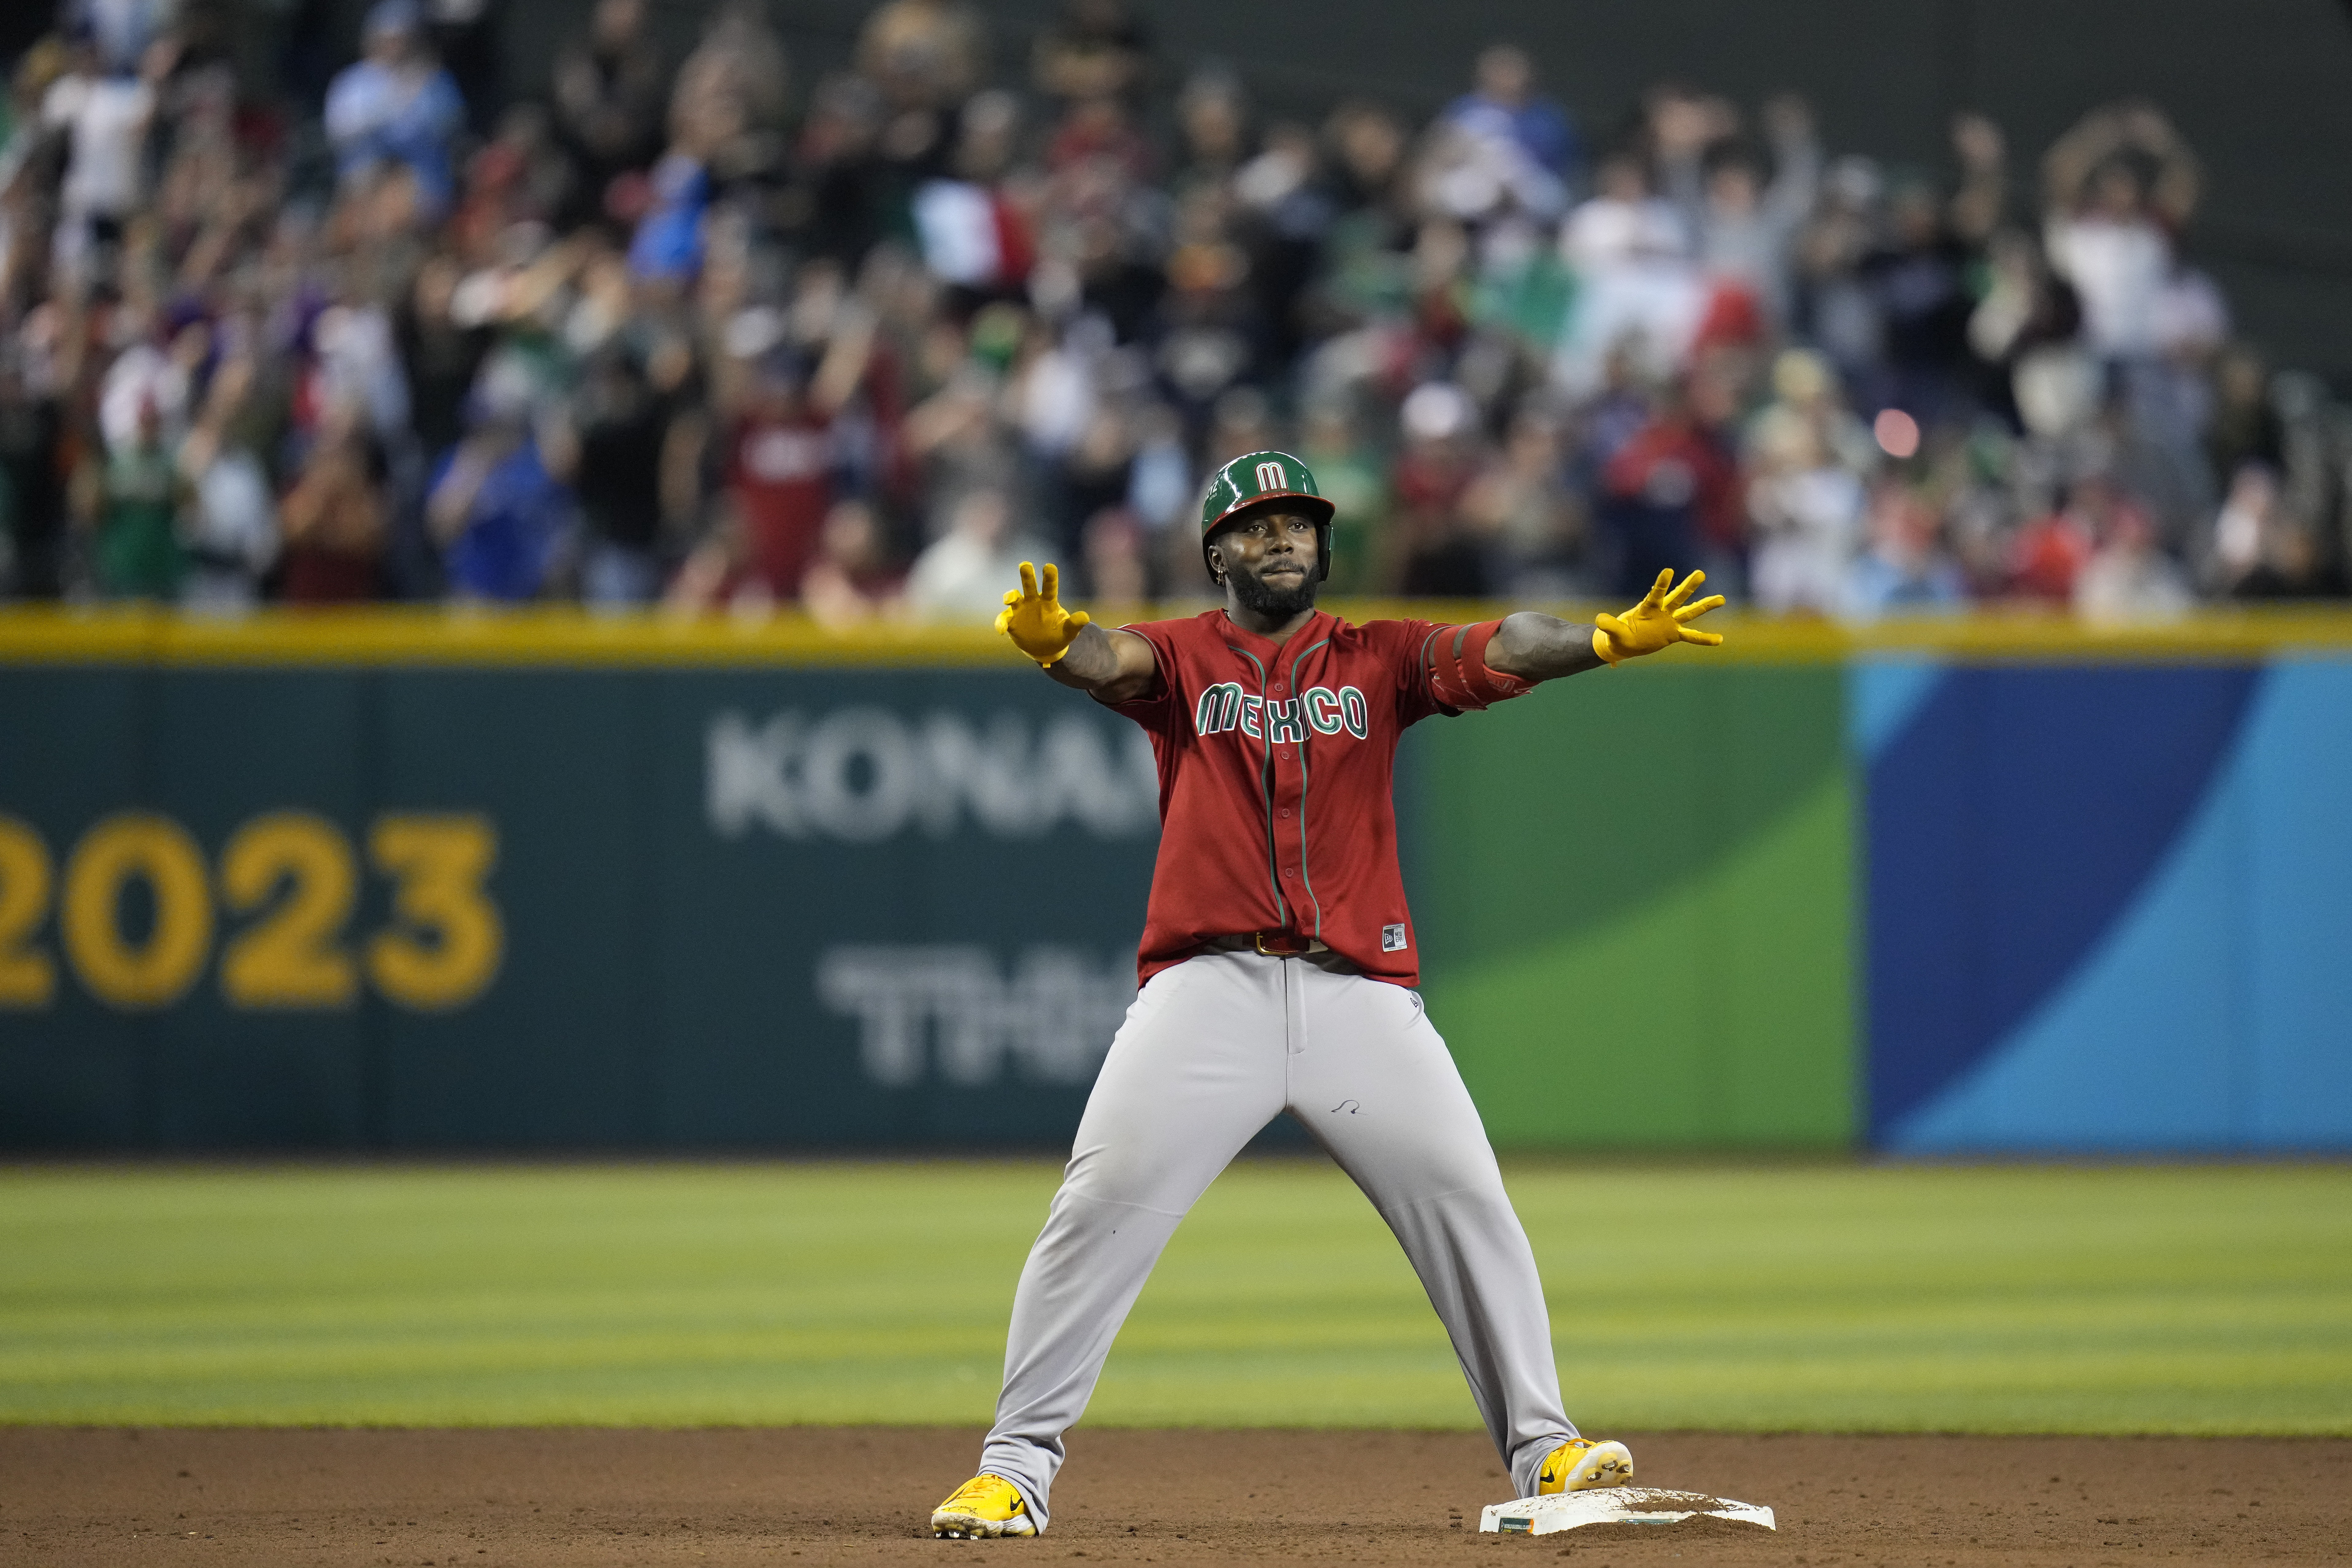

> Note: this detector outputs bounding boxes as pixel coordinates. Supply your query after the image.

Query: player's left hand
[1592,568,1727,665]
[996,561,1093,667]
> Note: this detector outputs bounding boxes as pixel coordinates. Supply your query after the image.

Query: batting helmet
[1199,450,1337,582]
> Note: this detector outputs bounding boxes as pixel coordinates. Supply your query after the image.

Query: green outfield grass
[1,1160,2346,1433]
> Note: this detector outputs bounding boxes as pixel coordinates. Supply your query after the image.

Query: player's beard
[1228,563,1318,620]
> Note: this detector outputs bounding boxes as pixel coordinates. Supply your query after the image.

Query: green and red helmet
[1198,450,1337,581]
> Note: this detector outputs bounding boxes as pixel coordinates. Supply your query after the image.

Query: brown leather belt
[1199,931,1331,958]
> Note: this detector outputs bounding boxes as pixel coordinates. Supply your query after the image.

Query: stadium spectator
[427,0,507,139]
[1843,479,1966,619]
[571,327,702,605]
[175,355,278,611]
[1315,100,1412,321]
[858,0,986,113]
[1294,401,1389,596]
[728,351,838,604]
[0,344,67,596]
[551,0,667,203]
[2204,463,2344,600]
[278,403,389,604]
[1392,380,1487,596]
[1686,95,1819,332]
[801,496,905,627]
[325,2,465,216]
[2075,482,2191,622]
[1079,504,1147,612]
[1557,147,1698,397]
[2042,103,2199,366]
[89,393,182,598]
[1032,0,1151,107]
[905,486,1049,621]
[671,0,791,189]
[398,253,492,468]
[1170,66,1245,196]
[1860,176,1977,428]
[1966,227,2083,429]
[1439,45,1576,217]
[1460,405,1587,598]
[425,364,573,600]
[1601,378,1738,600]
[2008,486,2099,604]
[2204,343,2284,491]
[63,0,172,76]
[40,29,166,290]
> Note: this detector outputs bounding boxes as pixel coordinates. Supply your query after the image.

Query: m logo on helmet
[1254,460,1287,492]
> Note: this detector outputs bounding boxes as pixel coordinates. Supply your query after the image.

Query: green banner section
[1406,665,1856,1148]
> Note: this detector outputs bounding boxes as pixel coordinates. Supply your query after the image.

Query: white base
[1479,1487,1776,1536]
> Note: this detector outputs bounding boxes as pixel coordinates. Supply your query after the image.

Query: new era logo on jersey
[1195,683,1370,742]
[1381,923,1409,952]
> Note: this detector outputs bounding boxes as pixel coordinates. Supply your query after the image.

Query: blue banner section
[1865,658,2352,1152]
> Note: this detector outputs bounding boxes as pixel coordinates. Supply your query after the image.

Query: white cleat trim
[929,1509,1038,1539]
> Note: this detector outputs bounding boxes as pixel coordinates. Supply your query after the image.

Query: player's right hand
[1592,568,1727,665]
[996,561,1093,667]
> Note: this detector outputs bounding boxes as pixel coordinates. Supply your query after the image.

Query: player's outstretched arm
[1487,567,1727,684]
[996,561,1159,702]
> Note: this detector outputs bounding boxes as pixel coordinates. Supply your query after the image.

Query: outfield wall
[2,609,2347,1154]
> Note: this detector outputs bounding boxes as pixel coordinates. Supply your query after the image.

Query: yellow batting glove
[995,560,1093,667]
[1592,568,1728,665]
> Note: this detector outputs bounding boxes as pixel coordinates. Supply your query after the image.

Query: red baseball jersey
[1107,608,1529,987]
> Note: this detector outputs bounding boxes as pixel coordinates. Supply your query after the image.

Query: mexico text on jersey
[1192,682,1371,742]
[1107,608,1528,988]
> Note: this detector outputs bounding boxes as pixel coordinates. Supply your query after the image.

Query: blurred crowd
[1,0,2346,622]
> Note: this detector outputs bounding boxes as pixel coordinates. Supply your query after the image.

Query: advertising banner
[0,663,1159,1149]
[6,613,2349,1154]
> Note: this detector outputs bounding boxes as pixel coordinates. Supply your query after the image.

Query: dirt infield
[4,1428,2344,1566]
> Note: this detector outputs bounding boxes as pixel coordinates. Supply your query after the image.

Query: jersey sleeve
[1392,618,1534,725]
[1101,619,1180,731]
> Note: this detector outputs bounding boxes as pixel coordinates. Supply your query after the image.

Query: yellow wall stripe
[4,604,2351,668]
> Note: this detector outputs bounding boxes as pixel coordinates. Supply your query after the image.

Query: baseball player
[930,450,1725,1540]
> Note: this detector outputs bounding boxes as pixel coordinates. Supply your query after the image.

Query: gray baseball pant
[976,949,1579,1530]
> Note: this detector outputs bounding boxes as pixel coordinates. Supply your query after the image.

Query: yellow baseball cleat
[931,1473,1039,1538]
[1535,1438,1635,1494]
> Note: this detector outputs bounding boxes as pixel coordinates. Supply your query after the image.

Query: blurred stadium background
[2,0,2349,1439]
